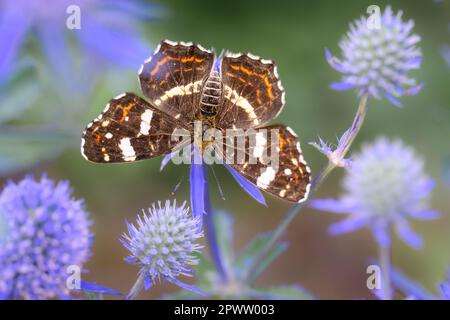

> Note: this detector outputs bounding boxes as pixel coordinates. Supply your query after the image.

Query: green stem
[244,94,369,285]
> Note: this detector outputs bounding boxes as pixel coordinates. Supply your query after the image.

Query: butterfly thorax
[200,70,222,123]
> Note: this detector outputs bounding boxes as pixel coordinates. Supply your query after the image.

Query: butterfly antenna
[171,176,183,196]
[210,165,226,200]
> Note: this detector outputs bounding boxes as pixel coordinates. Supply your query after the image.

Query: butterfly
[81,40,311,203]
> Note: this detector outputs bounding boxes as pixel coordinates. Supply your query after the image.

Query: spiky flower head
[122,200,204,298]
[311,137,439,249]
[0,175,92,299]
[326,6,423,106]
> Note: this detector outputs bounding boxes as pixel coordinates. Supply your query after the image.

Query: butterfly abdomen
[200,71,222,117]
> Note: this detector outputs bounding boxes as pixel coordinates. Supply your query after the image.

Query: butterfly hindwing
[139,40,215,123]
[220,125,310,203]
[217,53,285,130]
[81,93,189,163]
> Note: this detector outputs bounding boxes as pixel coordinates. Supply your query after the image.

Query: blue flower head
[311,137,439,249]
[121,200,205,299]
[0,174,92,299]
[326,6,423,106]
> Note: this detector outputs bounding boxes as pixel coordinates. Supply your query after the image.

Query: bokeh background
[1,0,449,299]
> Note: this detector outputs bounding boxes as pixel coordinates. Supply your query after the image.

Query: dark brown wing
[216,125,310,203]
[138,40,214,123]
[217,52,285,129]
[81,93,190,163]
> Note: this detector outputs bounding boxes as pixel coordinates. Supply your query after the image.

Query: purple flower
[326,6,423,106]
[0,174,92,299]
[0,0,155,89]
[121,200,205,299]
[311,137,439,249]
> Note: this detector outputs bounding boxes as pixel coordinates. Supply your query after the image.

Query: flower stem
[379,243,392,300]
[203,165,228,284]
[244,94,369,285]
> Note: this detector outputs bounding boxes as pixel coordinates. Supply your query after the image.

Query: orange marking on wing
[230,64,274,102]
[94,132,102,143]
[119,103,134,122]
[256,88,262,104]
[150,55,205,77]
[277,132,286,151]
[150,56,170,76]
[226,72,249,85]
[293,173,299,184]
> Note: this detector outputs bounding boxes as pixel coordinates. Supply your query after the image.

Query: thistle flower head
[326,6,423,106]
[311,137,439,249]
[122,200,204,298]
[0,175,92,299]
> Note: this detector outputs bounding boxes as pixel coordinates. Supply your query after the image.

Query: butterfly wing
[81,93,190,163]
[139,40,215,123]
[217,125,310,203]
[217,53,285,130]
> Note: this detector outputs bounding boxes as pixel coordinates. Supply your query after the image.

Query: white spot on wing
[153,43,161,55]
[197,44,211,53]
[113,93,126,100]
[104,154,110,162]
[261,58,272,64]
[80,138,88,160]
[140,110,153,135]
[224,85,258,123]
[286,127,297,137]
[274,66,279,78]
[298,181,311,203]
[284,168,292,175]
[180,41,193,46]
[257,167,276,188]
[246,52,260,60]
[253,132,266,158]
[105,132,113,139]
[155,80,203,104]
[119,138,136,161]
[163,39,178,46]
[225,51,242,58]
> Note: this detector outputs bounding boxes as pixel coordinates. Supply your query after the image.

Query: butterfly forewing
[217,125,310,203]
[217,53,285,130]
[81,93,189,163]
[139,40,214,124]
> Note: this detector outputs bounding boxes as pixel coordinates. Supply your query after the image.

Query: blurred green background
[1,0,450,299]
